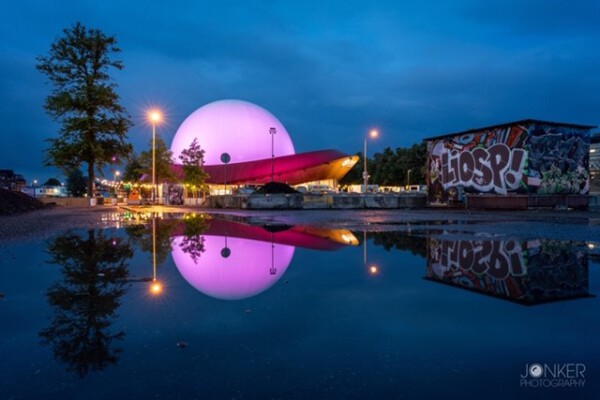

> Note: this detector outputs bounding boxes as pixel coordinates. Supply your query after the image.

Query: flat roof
[423,119,596,141]
[591,133,600,144]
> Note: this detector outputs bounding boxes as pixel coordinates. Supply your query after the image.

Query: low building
[590,133,600,193]
[0,169,26,191]
[425,119,596,209]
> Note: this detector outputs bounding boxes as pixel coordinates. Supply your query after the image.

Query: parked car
[237,186,256,195]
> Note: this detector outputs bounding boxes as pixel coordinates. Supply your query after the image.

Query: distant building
[590,133,600,193]
[425,119,596,209]
[38,185,68,197]
[0,169,26,191]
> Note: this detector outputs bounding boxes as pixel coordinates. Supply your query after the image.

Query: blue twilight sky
[1,0,599,183]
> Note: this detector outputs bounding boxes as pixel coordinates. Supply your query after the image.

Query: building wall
[590,134,600,193]
[427,122,590,205]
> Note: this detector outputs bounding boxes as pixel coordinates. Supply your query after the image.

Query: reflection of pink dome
[171,235,294,300]
[170,99,296,165]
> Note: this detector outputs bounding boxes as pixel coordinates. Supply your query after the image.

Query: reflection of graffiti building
[426,238,590,305]
[425,119,596,209]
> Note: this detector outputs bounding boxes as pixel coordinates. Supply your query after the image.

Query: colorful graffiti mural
[427,121,591,205]
[426,238,589,304]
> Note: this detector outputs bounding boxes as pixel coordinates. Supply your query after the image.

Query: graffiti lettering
[441,144,527,194]
[432,239,526,280]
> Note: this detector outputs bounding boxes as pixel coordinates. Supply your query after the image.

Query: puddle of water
[0,213,598,399]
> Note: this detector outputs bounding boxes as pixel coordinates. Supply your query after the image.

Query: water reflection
[171,218,359,300]
[426,238,590,304]
[40,230,133,377]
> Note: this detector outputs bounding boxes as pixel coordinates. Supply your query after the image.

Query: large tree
[37,22,132,197]
[341,143,428,187]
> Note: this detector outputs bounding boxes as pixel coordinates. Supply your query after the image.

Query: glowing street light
[363,129,379,193]
[150,281,163,295]
[148,109,163,204]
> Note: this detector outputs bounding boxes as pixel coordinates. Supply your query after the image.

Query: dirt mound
[254,182,300,195]
[0,189,46,215]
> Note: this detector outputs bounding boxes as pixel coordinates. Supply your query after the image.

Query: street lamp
[406,169,412,189]
[114,170,120,195]
[363,129,379,193]
[269,127,276,182]
[33,179,38,198]
[148,110,162,204]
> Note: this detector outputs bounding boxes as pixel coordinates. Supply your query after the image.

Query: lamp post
[363,129,379,193]
[221,152,231,195]
[406,169,412,189]
[269,127,276,182]
[33,179,38,198]
[148,110,162,204]
[114,170,120,196]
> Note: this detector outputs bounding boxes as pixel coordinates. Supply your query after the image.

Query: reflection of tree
[40,229,133,377]
[125,217,178,265]
[367,231,427,257]
[179,214,210,263]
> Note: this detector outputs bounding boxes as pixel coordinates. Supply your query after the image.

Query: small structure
[590,133,600,193]
[425,119,595,209]
[0,169,26,191]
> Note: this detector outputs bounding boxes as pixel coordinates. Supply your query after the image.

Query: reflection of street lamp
[363,129,379,193]
[363,231,379,275]
[269,127,276,182]
[148,110,162,204]
[270,232,276,275]
[150,216,163,296]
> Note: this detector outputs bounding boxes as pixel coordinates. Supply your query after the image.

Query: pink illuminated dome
[170,99,296,165]
[171,235,294,300]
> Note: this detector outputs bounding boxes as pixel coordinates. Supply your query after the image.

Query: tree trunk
[87,161,95,198]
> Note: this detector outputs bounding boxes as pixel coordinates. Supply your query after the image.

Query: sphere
[171,99,295,165]
[171,235,294,300]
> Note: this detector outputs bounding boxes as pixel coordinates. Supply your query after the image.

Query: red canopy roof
[171,149,358,185]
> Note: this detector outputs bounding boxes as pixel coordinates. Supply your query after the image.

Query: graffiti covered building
[426,237,590,305]
[425,119,595,208]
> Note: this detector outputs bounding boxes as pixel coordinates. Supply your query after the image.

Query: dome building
[170,99,358,190]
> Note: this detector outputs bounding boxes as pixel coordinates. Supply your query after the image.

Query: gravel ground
[0,205,598,245]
